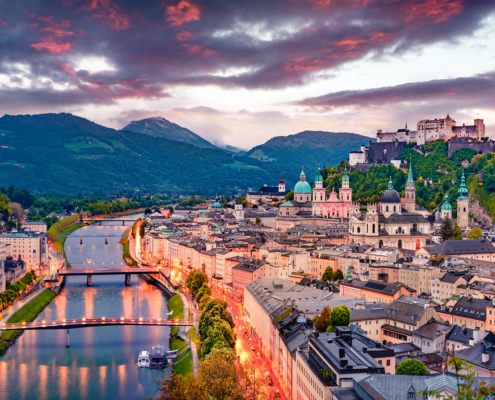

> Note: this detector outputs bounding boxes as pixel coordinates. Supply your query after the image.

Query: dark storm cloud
[291,72,495,110]
[0,0,494,108]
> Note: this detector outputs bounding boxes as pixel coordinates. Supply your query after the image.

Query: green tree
[321,266,334,281]
[396,359,430,375]
[144,207,152,215]
[186,269,209,295]
[440,215,454,241]
[332,269,344,280]
[452,222,463,240]
[285,191,294,201]
[255,216,261,225]
[257,198,262,203]
[327,305,350,331]
[196,283,212,304]
[313,306,331,332]
[467,227,483,239]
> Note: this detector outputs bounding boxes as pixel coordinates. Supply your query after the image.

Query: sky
[1,0,495,150]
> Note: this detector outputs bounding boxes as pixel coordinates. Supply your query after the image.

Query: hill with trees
[245,131,375,172]
[0,113,290,194]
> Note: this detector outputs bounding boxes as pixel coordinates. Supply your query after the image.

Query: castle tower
[234,195,244,221]
[475,119,485,141]
[441,194,452,220]
[278,174,285,193]
[405,160,416,213]
[457,173,469,228]
[312,167,326,216]
[365,203,379,236]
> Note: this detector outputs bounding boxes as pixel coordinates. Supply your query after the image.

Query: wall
[447,140,495,158]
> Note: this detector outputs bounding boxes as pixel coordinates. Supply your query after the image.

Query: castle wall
[366,142,406,164]
[447,141,495,158]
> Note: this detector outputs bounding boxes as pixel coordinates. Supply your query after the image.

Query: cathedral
[348,163,431,250]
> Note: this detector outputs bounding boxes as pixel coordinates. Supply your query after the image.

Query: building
[295,327,393,400]
[411,319,453,354]
[246,175,289,203]
[331,374,495,400]
[448,332,495,378]
[376,123,423,144]
[417,239,495,261]
[279,169,313,216]
[457,173,470,228]
[21,221,48,233]
[339,279,417,303]
[348,166,430,250]
[437,296,491,331]
[445,325,487,351]
[0,230,48,271]
[4,255,26,285]
[430,273,476,303]
[312,168,353,219]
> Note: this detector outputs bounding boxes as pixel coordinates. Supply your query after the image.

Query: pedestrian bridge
[59,268,160,286]
[1,317,193,330]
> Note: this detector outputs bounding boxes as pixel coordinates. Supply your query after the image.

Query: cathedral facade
[348,164,430,250]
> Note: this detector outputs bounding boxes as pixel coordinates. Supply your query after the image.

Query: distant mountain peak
[122,117,219,150]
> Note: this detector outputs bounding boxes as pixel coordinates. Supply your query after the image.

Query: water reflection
[0,217,170,399]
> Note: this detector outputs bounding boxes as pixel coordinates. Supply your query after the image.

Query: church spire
[407,159,414,183]
[388,177,394,190]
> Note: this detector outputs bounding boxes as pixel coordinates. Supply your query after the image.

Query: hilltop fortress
[350,114,488,169]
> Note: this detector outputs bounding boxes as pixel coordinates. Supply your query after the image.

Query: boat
[150,345,167,369]
[137,351,150,368]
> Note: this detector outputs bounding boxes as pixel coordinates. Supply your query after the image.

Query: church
[348,163,431,250]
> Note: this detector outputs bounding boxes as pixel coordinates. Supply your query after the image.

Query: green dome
[211,197,222,209]
[441,194,452,211]
[315,167,323,182]
[458,173,469,200]
[342,168,349,182]
[294,181,312,193]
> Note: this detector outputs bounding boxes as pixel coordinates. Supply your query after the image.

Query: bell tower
[313,166,326,216]
[457,173,469,228]
[405,160,416,213]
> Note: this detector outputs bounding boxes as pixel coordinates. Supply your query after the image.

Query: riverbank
[167,294,193,376]
[0,289,57,354]
[119,228,138,266]
[54,222,88,269]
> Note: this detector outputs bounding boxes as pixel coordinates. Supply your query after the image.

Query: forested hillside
[0,113,290,194]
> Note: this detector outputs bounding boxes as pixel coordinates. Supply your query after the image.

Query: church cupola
[441,194,452,220]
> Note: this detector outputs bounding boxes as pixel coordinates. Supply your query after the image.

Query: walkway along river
[0,215,172,400]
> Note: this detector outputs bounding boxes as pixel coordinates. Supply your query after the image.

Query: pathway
[179,292,199,375]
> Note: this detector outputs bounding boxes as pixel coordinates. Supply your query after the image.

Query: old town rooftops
[427,239,495,255]
[442,296,492,321]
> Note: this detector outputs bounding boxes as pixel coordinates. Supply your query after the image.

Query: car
[251,345,256,351]
[266,376,273,385]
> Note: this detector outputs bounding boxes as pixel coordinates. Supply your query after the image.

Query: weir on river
[0,215,172,400]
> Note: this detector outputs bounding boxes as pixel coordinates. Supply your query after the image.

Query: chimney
[469,337,474,347]
[339,348,345,358]
[482,352,490,363]
[283,299,287,308]
[468,293,472,301]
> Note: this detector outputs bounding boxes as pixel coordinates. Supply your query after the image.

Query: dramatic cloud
[292,72,495,110]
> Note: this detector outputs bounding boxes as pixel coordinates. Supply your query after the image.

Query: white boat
[137,351,150,368]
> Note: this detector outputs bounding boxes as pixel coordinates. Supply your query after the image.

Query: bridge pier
[99,221,102,226]
[80,237,83,245]
[87,275,92,287]
[125,274,131,286]
[122,220,125,226]
[66,329,70,347]
[105,237,108,245]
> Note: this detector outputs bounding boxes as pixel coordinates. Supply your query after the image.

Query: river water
[0,216,171,400]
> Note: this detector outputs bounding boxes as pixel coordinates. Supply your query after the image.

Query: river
[0,216,171,400]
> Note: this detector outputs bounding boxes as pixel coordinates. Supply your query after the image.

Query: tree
[321,266,334,281]
[147,349,268,400]
[440,215,453,241]
[196,283,212,304]
[186,269,209,295]
[9,202,24,222]
[452,222,463,240]
[332,269,344,280]
[313,306,331,332]
[2,209,9,223]
[255,216,261,226]
[144,207,152,215]
[327,305,350,332]
[396,359,430,375]
[467,227,483,240]
[285,191,294,201]
[257,198,262,204]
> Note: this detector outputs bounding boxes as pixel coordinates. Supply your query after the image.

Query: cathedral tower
[457,173,469,228]
[278,174,285,193]
[405,160,416,213]
[441,194,452,220]
[312,167,326,216]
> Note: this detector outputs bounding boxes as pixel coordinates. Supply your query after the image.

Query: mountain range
[0,113,373,194]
